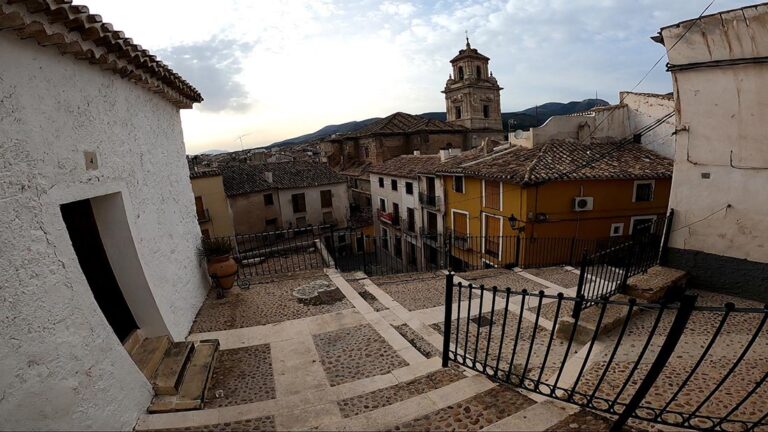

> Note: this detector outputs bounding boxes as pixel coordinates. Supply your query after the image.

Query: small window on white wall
[610,223,624,237]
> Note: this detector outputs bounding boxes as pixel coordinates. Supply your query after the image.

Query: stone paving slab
[389,385,537,431]
[189,273,353,333]
[338,367,466,418]
[206,344,275,409]
[371,272,454,311]
[314,323,410,386]
[459,268,549,292]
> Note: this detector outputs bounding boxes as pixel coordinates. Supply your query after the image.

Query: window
[610,223,624,237]
[194,196,208,221]
[391,179,398,191]
[483,180,501,210]
[381,227,390,251]
[483,104,490,119]
[378,177,384,188]
[406,207,415,232]
[322,211,334,224]
[405,181,414,195]
[633,180,654,202]
[291,193,306,213]
[263,193,274,206]
[320,189,332,208]
[379,198,387,212]
[458,66,464,80]
[394,235,402,258]
[453,176,464,193]
[363,147,370,159]
[426,211,438,235]
[484,214,502,258]
[630,216,657,235]
[365,197,372,207]
[475,65,482,78]
[452,211,468,238]
[295,216,307,227]
[454,106,462,119]
[392,202,400,219]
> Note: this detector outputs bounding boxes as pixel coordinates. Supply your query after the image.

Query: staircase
[123,330,219,413]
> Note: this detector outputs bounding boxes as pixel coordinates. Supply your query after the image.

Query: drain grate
[470,316,493,327]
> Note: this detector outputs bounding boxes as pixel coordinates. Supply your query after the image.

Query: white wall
[662,4,768,264]
[278,183,350,228]
[0,34,209,430]
[621,92,676,159]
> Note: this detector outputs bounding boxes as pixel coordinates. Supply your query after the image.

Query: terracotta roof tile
[369,154,442,179]
[437,140,672,185]
[223,161,345,196]
[0,0,202,108]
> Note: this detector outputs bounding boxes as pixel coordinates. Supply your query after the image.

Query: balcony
[402,218,417,234]
[449,231,472,250]
[419,226,441,246]
[377,209,395,225]
[418,193,440,210]
[197,208,211,223]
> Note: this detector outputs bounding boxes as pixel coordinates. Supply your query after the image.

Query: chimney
[449,148,462,156]
[439,149,450,162]
[413,150,421,156]
[481,138,494,155]
[264,171,273,183]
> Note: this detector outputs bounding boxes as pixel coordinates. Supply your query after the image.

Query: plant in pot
[198,237,238,290]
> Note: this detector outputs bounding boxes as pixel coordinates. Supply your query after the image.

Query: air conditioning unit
[573,197,594,211]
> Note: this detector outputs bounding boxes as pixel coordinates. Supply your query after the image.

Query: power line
[671,204,730,233]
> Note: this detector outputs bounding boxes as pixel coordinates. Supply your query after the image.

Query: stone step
[130,335,171,381]
[122,329,145,355]
[148,340,219,413]
[151,341,194,395]
[555,294,640,344]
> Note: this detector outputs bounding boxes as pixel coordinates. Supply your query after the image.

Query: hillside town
[1,1,767,431]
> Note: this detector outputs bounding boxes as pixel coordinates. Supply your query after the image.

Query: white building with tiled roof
[0,1,207,429]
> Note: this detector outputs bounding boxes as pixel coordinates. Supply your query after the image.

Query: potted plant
[198,237,238,290]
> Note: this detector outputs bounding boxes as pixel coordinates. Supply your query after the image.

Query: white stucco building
[0,2,207,430]
[655,3,768,301]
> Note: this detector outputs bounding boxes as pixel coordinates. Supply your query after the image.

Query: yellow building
[438,139,673,268]
[189,168,235,238]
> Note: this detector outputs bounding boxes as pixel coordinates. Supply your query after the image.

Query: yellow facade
[191,175,235,238]
[443,175,671,267]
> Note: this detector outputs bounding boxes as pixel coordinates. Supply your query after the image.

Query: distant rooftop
[331,112,466,140]
[223,161,346,196]
[369,154,442,179]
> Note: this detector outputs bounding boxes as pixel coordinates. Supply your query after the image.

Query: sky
[82,0,748,154]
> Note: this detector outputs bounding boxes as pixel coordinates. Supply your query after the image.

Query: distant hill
[198,149,229,155]
[267,98,609,148]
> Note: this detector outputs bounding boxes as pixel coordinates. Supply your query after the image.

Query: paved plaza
[135,265,767,431]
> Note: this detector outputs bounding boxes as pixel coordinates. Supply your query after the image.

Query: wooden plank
[130,335,170,380]
[176,341,218,409]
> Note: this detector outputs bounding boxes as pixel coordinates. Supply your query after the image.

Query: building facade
[188,167,235,238]
[223,161,350,234]
[656,3,768,301]
[439,140,672,268]
[0,3,206,429]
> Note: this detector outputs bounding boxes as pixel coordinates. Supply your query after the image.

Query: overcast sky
[84,0,746,154]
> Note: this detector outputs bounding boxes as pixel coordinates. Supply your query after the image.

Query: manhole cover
[471,316,493,327]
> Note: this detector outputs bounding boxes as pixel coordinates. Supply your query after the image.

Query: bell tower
[442,36,503,133]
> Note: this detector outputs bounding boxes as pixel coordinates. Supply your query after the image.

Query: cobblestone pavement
[313,323,409,386]
[206,344,275,409]
[189,272,353,333]
[529,298,575,323]
[432,309,583,383]
[338,367,466,418]
[570,289,768,429]
[371,272,454,311]
[545,410,621,431]
[143,416,275,432]
[524,267,581,289]
[389,385,536,431]
[459,269,549,293]
[393,324,440,358]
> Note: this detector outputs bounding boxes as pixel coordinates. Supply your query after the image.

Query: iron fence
[574,212,672,316]
[441,274,768,431]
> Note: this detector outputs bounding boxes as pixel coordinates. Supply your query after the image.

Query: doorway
[61,199,139,342]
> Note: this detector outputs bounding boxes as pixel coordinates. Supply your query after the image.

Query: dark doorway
[61,199,138,342]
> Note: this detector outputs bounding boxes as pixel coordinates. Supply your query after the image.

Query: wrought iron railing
[419,192,440,209]
[441,274,768,431]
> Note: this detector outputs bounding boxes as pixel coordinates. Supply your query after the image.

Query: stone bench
[624,266,688,303]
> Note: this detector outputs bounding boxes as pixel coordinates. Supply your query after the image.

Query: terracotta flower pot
[207,255,238,289]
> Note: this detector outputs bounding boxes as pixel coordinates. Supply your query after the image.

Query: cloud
[158,37,255,112]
